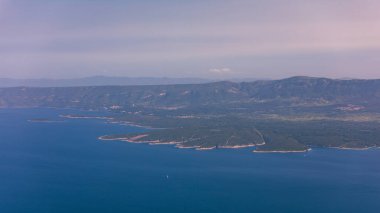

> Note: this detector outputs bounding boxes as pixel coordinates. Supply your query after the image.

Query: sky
[1,0,380,79]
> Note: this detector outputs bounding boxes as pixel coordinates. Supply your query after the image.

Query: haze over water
[1,108,380,213]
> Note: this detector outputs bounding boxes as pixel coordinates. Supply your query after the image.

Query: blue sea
[1,108,380,213]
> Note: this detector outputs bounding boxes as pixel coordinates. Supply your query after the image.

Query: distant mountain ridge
[1,76,379,109]
[0,76,214,87]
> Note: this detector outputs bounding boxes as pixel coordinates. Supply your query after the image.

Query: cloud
[209,68,233,74]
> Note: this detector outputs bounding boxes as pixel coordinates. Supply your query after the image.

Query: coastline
[219,142,265,149]
[252,148,312,153]
[100,134,279,152]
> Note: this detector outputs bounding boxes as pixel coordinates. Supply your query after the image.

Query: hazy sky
[1,0,380,79]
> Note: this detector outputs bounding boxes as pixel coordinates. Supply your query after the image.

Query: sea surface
[1,108,380,213]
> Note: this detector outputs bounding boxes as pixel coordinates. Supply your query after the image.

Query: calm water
[1,108,380,213]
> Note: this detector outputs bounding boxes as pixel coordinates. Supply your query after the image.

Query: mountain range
[0,76,213,87]
[1,76,379,109]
